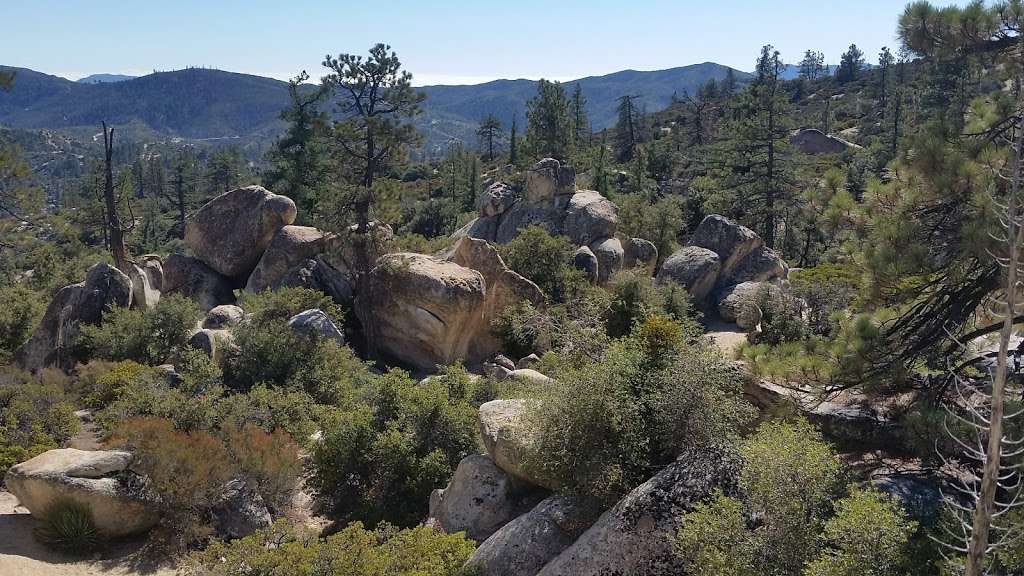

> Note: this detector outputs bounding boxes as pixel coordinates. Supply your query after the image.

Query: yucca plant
[33,498,102,554]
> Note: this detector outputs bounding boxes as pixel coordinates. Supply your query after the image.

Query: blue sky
[2,0,969,85]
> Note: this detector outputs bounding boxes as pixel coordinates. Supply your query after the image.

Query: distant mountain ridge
[76,73,137,84]
[0,63,751,154]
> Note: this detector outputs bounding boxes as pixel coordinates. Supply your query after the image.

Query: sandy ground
[0,491,180,576]
[705,318,748,358]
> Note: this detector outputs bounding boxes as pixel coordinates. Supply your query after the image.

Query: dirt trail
[705,318,747,358]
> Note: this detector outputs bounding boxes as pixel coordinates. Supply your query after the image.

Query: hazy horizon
[3,0,972,87]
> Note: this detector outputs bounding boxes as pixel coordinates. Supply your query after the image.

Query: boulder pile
[429,401,744,576]
[657,214,790,330]
[455,158,656,284]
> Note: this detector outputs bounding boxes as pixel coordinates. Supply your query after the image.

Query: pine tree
[712,45,795,248]
[476,114,502,162]
[525,79,572,161]
[615,94,641,162]
[571,83,589,149]
[264,71,330,219]
[322,43,425,231]
[836,44,865,84]
[798,50,826,80]
[508,116,518,166]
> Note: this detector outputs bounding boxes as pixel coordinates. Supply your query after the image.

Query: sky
[2,0,971,86]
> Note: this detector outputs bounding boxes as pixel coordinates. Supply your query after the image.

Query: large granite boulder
[589,237,624,284]
[449,237,544,360]
[716,281,782,330]
[494,204,564,244]
[16,263,133,371]
[286,308,344,345]
[563,191,618,246]
[184,185,297,280]
[623,237,658,277]
[355,253,486,371]
[690,215,762,280]
[430,454,546,542]
[210,479,272,540]
[477,182,518,218]
[162,253,236,312]
[479,399,555,490]
[245,225,332,293]
[573,246,600,283]
[465,495,591,576]
[5,449,158,538]
[187,328,236,365]
[657,246,721,303]
[453,216,500,243]
[537,442,742,576]
[721,245,788,286]
[525,158,575,206]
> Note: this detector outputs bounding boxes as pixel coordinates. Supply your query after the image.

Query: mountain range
[0,63,750,155]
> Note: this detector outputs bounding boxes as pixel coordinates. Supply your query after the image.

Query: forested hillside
[2,2,1024,576]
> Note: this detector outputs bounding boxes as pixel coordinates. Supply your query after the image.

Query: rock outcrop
[479,399,554,490]
[573,246,600,283]
[127,255,163,309]
[623,237,658,276]
[589,237,623,284]
[356,253,486,371]
[465,495,591,576]
[430,454,546,542]
[477,181,518,218]
[15,263,133,371]
[162,253,237,312]
[656,246,721,302]
[184,186,296,281]
[202,304,246,330]
[525,158,576,205]
[537,442,742,576]
[790,128,862,155]
[721,245,788,286]
[286,308,344,344]
[563,191,618,246]
[690,214,762,281]
[5,449,158,538]
[245,225,332,293]
[448,237,544,360]
[716,281,781,329]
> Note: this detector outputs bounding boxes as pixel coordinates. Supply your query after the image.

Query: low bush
[33,498,102,555]
[523,327,754,507]
[216,385,319,445]
[0,367,77,477]
[95,370,219,432]
[311,369,479,527]
[500,225,589,303]
[74,359,152,409]
[76,294,200,365]
[185,519,477,576]
[224,424,302,510]
[237,286,341,324]
[604,270,701,339]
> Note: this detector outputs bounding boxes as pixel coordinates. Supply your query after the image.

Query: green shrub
[94,367,220,433]
[676,491,755,576]
[186,519,477,576]
[216,385,319,443]
[804,488,917,576]
[0,367,78,477]
[754,286,810,346]
[33,498,102,555]
[789,264,860,337]
[74,360,152,409]
[311,370,479,527]
[500,225,588,303]
[76,294,200,365]
[225,319,306,390]
[237,286,341,324]
[604,270,701,339]
[740,419,843,575]
[0,284,44,364]
[523,332,754,507]
[286,340,374,406]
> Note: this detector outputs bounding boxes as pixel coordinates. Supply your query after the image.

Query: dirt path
[705,318,747,358]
